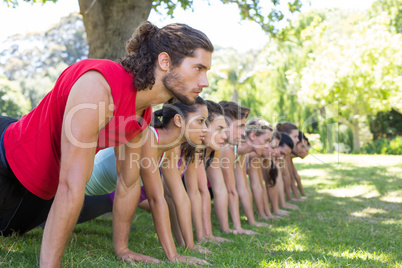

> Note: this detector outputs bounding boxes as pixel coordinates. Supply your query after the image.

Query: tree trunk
[352,118,360,153]
[232,88,238,103]
[78,0,153,61]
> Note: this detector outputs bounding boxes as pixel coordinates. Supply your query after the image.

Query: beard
[162,70,196,105]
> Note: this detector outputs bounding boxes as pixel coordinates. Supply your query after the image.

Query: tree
[0,75,31,118]
[0,13,86,107]
[5,0,302,60]
[299,13,402,152]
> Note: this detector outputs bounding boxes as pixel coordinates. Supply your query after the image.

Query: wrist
[186,242,195,250]
[114,245,129,256]
[167,253,180,261]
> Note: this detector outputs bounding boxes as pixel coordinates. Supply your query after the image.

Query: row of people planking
[0,20,309,266]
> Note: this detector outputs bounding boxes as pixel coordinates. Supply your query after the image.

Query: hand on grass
[260,214,277,220]
[274,209,290,216]
[206,235,230,243]
[284,202,299,210]
[252,221,269,227]
[233,228,258,235]
[223,228,234,234]
[191,244,212,254]
[117,249,162,264]
[172,255,211,266]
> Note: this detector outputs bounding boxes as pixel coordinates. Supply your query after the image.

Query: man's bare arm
[40,71,113,267]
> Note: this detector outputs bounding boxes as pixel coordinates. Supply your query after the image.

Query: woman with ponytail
[269,132,299,211]
[245,130,280,221]
[73,97,211,265]
[260,132,292,216]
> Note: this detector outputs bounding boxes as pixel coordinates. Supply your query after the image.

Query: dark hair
[152,96,206,128]
[218,101,250,124]
[205,100,224,123]
[120,21,214,91]
[245,118,273,137]
[297,130,303,144]
[297,130,311,147]
[180,142,201,164]
[262,159,277,187]
[278,132,294,150]
[276,122,298,134]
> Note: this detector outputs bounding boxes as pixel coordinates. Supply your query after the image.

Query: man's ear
[158,52,170,71]
[174,114,183,128]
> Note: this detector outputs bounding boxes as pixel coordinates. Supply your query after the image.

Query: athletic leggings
[76,194,113,224]
[76,186,148,224]
[0,116,53,236]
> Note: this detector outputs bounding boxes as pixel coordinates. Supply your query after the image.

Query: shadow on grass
[267,160,402,267]
[263,248,391,267]
[295,162,401,197]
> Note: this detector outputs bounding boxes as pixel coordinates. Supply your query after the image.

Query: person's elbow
[227,187,238,199]
[172,191,191,209]
[57,176,86,203]
[148,195,168,212]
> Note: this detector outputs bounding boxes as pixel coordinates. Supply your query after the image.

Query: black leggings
[0,116,53,236]
[76,194,113,224]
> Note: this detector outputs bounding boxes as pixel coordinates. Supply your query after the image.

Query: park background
[0,0,401,267]
[0,0,401,155]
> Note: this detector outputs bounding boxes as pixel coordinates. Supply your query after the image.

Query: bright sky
[0,0,375,52]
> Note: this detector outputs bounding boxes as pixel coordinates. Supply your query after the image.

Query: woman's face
[184,105,209,146]
[249,130,272,156]
[203,115,227,150]
[262,137,279,158]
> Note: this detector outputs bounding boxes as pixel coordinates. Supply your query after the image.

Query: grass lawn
[1,154,401,267]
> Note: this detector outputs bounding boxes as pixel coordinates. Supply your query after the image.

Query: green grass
[1,154,401,267]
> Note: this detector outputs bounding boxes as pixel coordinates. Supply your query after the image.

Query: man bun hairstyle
[121,21,214,91]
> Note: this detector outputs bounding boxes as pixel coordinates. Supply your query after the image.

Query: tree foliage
[0,13,87,107]
[0,75,30,118]
[299,11,402,152]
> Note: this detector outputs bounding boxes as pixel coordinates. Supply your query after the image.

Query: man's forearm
[40,183,84,267]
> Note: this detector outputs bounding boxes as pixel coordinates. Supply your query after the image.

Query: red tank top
[4,59,152,200]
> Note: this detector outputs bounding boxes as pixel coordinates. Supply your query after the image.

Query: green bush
[363,136,402,155]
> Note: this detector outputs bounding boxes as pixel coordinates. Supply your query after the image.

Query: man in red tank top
[0,21,213,267]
